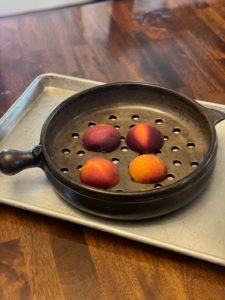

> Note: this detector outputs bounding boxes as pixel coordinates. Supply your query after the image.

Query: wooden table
[0,0,225,299]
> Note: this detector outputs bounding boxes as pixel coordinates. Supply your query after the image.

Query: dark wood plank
[85,229,225,300]
[49,221,102,300]
[0,0,225,299]
[0,240,31,299]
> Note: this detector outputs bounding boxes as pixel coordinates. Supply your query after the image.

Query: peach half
[126,123,164,153]
[83,123,121,152]
[80,157,119,189]
[129,154,167,184]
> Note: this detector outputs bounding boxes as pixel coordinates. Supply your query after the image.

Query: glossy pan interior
[1,82,225,220]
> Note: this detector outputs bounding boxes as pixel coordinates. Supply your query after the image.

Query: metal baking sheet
[0,0,96,18]
[0,73,225,266]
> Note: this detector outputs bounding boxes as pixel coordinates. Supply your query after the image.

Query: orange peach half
[83,123,121,152]
[126,123,164,153]
[80,157,119,189]
[129,154,167,184]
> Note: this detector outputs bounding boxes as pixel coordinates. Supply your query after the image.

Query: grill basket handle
[202,106,225,125]
[0,145,42,175]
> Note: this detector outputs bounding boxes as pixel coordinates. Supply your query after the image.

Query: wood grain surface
[0,0,225,299]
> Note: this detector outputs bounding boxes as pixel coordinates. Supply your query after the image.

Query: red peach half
[126,123,164,153]
[80,157,119,189]
[83,123,121,152]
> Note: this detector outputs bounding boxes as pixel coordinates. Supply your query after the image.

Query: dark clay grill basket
[1,82,225,220]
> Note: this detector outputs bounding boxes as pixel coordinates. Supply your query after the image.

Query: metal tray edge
[0,75,45,141]
[0,73,103,141]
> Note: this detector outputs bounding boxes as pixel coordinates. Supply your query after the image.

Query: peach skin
[80,157,119,189]
[126,123,164,153]
[83,123,121,152]
[129,154,167,183]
